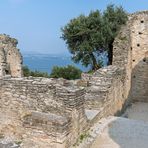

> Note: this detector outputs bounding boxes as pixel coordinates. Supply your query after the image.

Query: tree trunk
[108,44,113,65]
[90,53,99,71]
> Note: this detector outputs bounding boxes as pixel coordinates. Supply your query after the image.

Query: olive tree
[61,4,127,70]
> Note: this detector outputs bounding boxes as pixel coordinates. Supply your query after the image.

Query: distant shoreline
[23,54,89,74]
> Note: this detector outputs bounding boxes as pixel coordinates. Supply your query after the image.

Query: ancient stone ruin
[0,11,147,148]
[0,34,23,78]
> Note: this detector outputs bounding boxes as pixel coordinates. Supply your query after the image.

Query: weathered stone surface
[130,12,148,101]
[0,77,88,147]
[0,11,147,148]
[0,34,23,77]
[83,11,148,124]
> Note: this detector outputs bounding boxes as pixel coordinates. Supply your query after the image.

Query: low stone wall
[0,77,87,147]
[81,66,126,126]
[84,66,124,111]
[23,111,71,147]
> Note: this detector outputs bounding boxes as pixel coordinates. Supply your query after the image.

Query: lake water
[23,54,89,74]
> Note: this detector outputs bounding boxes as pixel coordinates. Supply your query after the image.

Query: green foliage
[102,4,128,63]
[73,132,90,147]
[50,65,82,80]
[23,66,50,78]
[14,140,22,145]
[23,65,81,80]
[23,66,30,77]
[61,4,128,70]
[0,133,4,139]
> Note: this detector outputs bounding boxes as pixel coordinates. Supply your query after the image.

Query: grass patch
[73,132,90,147]
[15,140,22,145]
[0,133,4,139]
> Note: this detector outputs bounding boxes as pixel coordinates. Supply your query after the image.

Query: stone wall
[0,77,87,147]
[0,34,23,77]
[0,11,147,148]
[130,11,148,101]
[83,21,132,118]
[81,11,148,121]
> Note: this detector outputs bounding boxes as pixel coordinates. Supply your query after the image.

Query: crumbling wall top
[0,34,18,48]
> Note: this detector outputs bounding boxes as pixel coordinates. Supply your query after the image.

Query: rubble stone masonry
[0,11,147,147]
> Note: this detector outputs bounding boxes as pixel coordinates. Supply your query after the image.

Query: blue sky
[0,0,147,54]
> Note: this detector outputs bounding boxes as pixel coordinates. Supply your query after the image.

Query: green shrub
[50,65,82,80]
[22,66,31,77]
[23,65,82,79]
[29,70,49,77]
[23,66,50,78]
